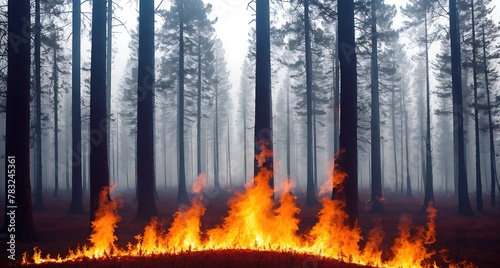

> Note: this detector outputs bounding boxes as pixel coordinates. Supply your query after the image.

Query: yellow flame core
[23,152,467,267]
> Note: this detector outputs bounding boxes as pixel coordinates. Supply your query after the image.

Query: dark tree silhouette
[2,0,39,242]
[89,0,110,223]
[176,0,189,203]
[336,0,358,226]
[482,24,497,207]
[34,0,44,211]
[304,0,318,206]
[254,0,273,191]
[52,40,59,198]
[449,0,472,216]
[136,0,157,220]
[68,0,84,214]
[469,0,482,212]
[370,0,384,213]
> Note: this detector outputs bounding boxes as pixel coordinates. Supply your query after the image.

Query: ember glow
[22,150,468,267]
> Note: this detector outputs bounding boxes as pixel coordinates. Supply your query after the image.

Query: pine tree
[401,0,440,211]
[450,0,473,216]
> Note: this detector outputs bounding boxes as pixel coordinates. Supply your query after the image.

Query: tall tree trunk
[90,0,110,224]
[83,139,87,194]
[391,82,398,193]
[34,0,44,211]
[2,0,39,241]
[336,0,358,226]
[313,87,318,194]
[227,108,232,187]
[163,110,168,191]
[254,0,273,191]
[483,24,496,206]
[53,45,59,197]
[176,0,189,203]
[111,133,115,184]
[106,0,112,166]
[66,122,70,192]
[295,133,299,188]
[334,24,340,155]
[126,148,130,189]
[470,0,483,212]
[136,0,157,220]
[423,11,434,210]
[399,78,404,195]
[402,72,412,197]
[449,0,473,216]
[304,0,317,205]
[243,84,247,183]
[286,76,291,181]
[196,29,202,177]
[370,0,383,212]
[214,64,220,190]
[116,118,119,184]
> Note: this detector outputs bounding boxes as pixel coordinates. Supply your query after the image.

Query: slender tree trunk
[176,0,189,203]
[313,89,318,194]
[214,63,220,190]
[126,149,130,190]
[243,86,247,183]
[254,0,273,192]
[34,0,44,211]
[106,0,112,166]
[295,133,299,188]
[163,110,168,191]
[470,0,483,211]
[83,140,87,194]
[449,0,473,216]
[336,0,358,226]
[482,24,496,206]
[445,154,449,194]
[304,0,317,205]
[196,29,202,177]
[286,77,291,181]
[89,0,110,224]
[370,0,383,212]
[391,83,398,193]
[402,75,412,197]
[423,11,434,211]
[227,108,232,187]
[334,24,340,155]
[110,133,114,184]
[66,122,70,193]
[400,78,404,195]
[116,118,119,184]
[53,45,59,197]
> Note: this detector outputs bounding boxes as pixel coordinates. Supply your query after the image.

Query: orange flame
[23,150,469,268]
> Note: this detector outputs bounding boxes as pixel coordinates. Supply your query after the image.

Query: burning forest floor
[3,188,500,267]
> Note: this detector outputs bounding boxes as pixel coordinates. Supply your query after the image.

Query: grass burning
[21,150,475,267]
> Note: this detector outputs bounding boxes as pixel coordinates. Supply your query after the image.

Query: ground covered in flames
[3,187,499,267]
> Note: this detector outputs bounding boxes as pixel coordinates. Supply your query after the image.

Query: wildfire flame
[22,149,468,267]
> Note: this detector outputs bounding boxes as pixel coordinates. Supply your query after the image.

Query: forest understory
[2,189,499,267]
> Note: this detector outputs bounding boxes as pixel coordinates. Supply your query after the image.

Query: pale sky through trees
[108,0,499,104]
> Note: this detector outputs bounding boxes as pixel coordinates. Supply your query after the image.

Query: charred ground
[2,189,499,267]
